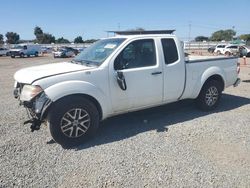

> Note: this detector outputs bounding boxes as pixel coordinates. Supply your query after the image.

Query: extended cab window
[161,39,178,64]
[114,39,156,70]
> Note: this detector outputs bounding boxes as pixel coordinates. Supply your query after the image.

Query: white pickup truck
[13,30,240,147]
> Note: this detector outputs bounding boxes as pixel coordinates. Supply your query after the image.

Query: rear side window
[161,39,178,64]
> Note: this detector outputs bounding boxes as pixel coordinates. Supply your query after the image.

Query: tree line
[195,29,250,42]
[0,26,97,44]
[1,27,250,44]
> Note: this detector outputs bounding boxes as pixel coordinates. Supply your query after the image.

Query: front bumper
[14,86,52,131]
[10,51,21,56]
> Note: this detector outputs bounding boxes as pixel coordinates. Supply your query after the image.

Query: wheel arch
[43,80,111,120]
[47,94,103,120]
[203,74,225,90]
[191,67,226,99]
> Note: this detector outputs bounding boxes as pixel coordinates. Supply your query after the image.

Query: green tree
[5,32,20,44]
[195,36,209,42]
[40,33,55,44]
[33,26,56,44]
[74,36,84,43]
[56,37,70,44]
[0,34,4,44]
[239,34,250,41]
[210,29,236,41]
[34,26,43,43]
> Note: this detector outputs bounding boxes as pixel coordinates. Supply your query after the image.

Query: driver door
[109,39,163,112]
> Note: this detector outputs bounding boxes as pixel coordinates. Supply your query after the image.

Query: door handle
[151,71,162,75]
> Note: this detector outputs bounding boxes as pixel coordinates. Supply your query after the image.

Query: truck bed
[188,55,237,63]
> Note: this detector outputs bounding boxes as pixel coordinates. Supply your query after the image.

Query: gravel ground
[0,55,250,188]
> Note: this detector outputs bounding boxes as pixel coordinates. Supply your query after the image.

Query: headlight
[20,85,43,101]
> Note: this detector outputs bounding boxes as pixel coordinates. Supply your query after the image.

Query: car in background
[64,47,79,55]
[239,46,250,57]
[214,44,226,54]
[222,45,239,56]
[53,48,75,58]
[10,44,41,58]
[207,46,216,53]
[41,47,53,54]
[0,48,10,56]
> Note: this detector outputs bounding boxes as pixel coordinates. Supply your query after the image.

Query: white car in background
[222,45,239,56]
[53,48,75,58]
[0,47,10,56]
[10,44,42,58]
[214,44,226,54]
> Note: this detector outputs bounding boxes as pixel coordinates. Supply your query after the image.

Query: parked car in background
[64,47,79,55]
[207,46,216,53]
[41,47,53,54]
[0,48,10,56]
[10,44,42,58]
[222,45,239,56]
[214,44,226,54]
[53,48,75,58]
[239,46,250,57]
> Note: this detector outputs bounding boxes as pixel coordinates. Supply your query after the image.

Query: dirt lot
[0,55,250,188]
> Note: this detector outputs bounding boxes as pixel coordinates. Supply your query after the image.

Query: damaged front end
[14,82,52,132]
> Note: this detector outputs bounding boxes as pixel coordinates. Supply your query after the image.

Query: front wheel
[48,96,100,147]
[196,80,223,111]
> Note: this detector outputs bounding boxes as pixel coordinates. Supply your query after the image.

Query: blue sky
[0,0,249,41]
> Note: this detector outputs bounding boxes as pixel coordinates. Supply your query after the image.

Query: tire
[196,80,223,111]
[20,53,24,58]
[11,55,15,58]
[217,50,221,55]
[225,51,231,56]
[48,96,100,147]
[35,52,38,57]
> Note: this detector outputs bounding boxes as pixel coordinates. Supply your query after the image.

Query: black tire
[20,53,24,58]
[195,80,223,111]
[48,96,100,147]
[11,55,15,58]
[225,51,231,56]
[35,52,38,57]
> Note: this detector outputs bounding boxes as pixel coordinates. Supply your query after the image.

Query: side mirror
[116,71,127,91]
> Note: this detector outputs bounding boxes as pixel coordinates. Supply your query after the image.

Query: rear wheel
[48,96,100,147]
[35,51,38,57]
[225,51,231,56]
[196,80,223,111]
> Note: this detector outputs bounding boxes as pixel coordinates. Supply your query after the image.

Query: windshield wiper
[71,59,97,67]
[70,59,81,64]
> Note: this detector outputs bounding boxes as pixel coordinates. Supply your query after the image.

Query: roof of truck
[108,30,175,35]
[107,30,176,39]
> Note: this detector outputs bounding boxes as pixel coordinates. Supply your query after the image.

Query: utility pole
[188,22,192,50]
[118,23,121,31]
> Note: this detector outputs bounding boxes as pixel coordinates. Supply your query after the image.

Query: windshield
[13,45,24,49]
[73,38,126,66]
